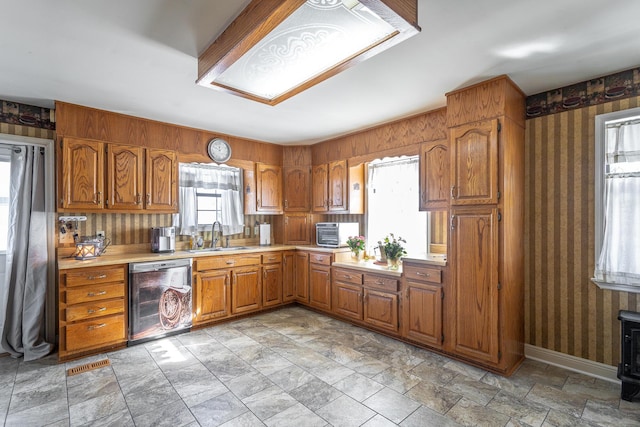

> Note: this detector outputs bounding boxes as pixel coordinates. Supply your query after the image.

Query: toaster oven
[316,222,359,248]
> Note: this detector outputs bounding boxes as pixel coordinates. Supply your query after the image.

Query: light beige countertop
[57,244,351,270]
[402,255,447,267]
[332,259,403,277]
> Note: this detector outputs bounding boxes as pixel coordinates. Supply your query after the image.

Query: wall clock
[207,138,231,163]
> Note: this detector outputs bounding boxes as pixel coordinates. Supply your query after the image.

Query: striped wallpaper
[524,95,640,366]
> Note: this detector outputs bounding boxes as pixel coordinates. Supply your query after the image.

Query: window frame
[592,106,640,293]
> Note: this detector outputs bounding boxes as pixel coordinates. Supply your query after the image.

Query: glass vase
[387,257,401,270]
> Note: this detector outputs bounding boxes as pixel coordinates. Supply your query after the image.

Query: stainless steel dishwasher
[129,258,192,345]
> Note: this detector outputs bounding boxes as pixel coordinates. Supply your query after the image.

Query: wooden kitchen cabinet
[195,269,231,322]
[309,253,332,312]
[145,148,178,211]
[262,252,283,307]
[332,268,363,321]
[282,251,296,302]
[283,214,311,244]
[60,137,105,210]
[445,75,525,374]
[232,266,262,314]
[449,119,499,206]
[255,162,283,213]
[58,264,127,360]
[312,160,364,213]
[294,251,309,303]
[402,262,444,348]
[283,166,310,212]
[363,274,400,334]
[59,137,177,212]
[419,139,449,211]
[450,206,499,363]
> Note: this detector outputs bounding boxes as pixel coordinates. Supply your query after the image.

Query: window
[593,107,640,292]
[367,156,427,257]
[177,163,244,236]
[0,150,9,253]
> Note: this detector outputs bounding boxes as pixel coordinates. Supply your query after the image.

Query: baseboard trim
[524,344,619,384]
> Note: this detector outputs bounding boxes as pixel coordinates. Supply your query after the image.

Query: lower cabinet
[402,262,444,348]
[309,253,332,311]
[232,266,262,314]
[282,251,296,302]
[363,274,400,334]
[262,253,283,308]
[195,269,231,322]
[58,264,128,361]
[294,251,309,303]
[332,268,363,321]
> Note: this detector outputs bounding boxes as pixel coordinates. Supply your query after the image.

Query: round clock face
[207,138,231,163]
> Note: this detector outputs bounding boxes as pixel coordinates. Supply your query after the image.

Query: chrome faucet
[210,221,223,248]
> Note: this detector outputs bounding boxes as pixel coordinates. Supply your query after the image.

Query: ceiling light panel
[197,0,419,105]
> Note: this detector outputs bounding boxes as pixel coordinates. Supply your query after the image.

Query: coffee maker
[150,226,176,253]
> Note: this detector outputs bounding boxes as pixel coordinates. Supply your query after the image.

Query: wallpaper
[524,95,640,366]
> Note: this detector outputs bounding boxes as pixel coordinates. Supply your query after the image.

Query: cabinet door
[309,264,331,311]
[451,206,499,363]
[312,164,329,212]
[363,289,399,333]
[283,166,310,212]
[403,282,443,348]
[450,119,498,205]
[232,266,261,314]
[332,281,362,321]
[328,160,348,211]
[106,144,144,210]
[420,139,449,210]
[295,252,309,303]
[256,163,283,213]
[284,214,310,244]
[282,251,296,302]
[263,263,283,307]
[195,270,231,322]
[61,138,104,210]
[145,148,177,211]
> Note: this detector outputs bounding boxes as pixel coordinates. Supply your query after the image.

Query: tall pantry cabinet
[445,76,525,375]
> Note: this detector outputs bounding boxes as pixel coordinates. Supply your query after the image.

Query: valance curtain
[177,163,244,236]
[0,145,52,360]
[595,119,640,286]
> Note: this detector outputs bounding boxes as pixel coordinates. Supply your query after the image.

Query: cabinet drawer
[309,253,332,265]
[65,266,125,287]
[333,268,363,285]
[197,254,261,271]
[364,275,399,292]
[66,283,125,305]
[65,314,126,352]
[65,299,125,322]
[262,252,282,264]
[403,265,442,284]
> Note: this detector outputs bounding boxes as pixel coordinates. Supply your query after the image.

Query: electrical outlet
[244,227,251,237]
[96,230,105,238]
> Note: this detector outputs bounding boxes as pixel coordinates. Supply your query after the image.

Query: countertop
[332,259,403,277]
[57,244,351,270]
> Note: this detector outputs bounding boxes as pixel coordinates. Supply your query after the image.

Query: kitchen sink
[185,246,250,253]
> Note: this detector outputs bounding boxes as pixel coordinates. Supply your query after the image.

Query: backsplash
[60,213,276,247]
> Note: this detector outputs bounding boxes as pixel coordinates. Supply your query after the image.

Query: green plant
[382,234,407,260]
[346,235,366,252]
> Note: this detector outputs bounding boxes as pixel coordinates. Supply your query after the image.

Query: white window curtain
[177,163,244,236]
[367,156,427,257]
[594,120,640,287]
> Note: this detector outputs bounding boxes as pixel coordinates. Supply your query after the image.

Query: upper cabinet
[312,160,364,214]
[449,119,499,206]
[283,166,310,212]
[61,138,105,210]
[59,137,177,213]
[255,162,283,213]
[419,139,449,211]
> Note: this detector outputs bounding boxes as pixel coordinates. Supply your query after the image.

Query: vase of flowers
[346,235,366,261]
[382,234,407,270]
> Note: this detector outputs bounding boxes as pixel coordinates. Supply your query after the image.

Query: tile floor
[1,306,638,426]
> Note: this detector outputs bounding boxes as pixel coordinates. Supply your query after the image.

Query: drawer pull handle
[87,274,107,280]
[344,275,352,279]
[416,272,430,277]
[87,291,107,297]
[226,261,235,265]
[87,323,107,330]
[376,280,384,285]
[87,307,106,314]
